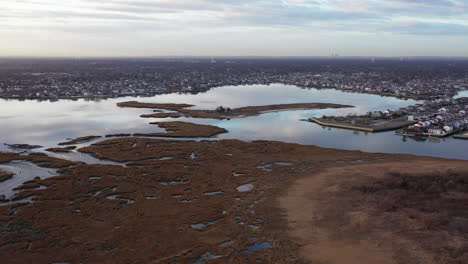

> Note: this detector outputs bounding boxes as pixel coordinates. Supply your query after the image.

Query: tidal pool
[237,183,254,192]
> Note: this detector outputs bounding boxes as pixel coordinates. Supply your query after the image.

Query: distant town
[2,57,467,140]
[1,57,467,101]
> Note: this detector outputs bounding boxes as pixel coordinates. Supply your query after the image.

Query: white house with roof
[427,128,444,136]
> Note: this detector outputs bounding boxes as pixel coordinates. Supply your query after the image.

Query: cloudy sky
[2,0,468,57]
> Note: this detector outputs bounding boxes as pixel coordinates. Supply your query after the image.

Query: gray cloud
[3,0,467,32]
[1,0,467,56]
[390,22,468,36]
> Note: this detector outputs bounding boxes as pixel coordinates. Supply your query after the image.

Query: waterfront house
[428,128,444,136]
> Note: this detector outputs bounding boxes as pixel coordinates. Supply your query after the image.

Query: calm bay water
[0,84,467,160]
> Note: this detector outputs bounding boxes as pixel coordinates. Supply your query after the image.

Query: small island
[135,121,228,138]
[140,112,183,118]
[118,101,353,120]
[4,143,42,150]
[178,103,353,119]
[45,146,77,153]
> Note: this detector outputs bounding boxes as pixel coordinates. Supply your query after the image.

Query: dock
[309,117,416,133]
[454,131,468,140]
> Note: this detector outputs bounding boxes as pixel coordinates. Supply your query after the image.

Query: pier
[454,131,468,140]
[309,117,416,133]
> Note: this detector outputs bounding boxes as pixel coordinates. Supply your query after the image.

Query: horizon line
[1,55,468,60]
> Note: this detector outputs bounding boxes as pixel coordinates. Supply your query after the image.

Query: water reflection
[213,110,467,160]
[0,161,58,199]
[0,84,466,160]
[45,151,125,166]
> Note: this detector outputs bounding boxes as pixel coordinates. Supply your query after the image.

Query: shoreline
[1,82,462,102]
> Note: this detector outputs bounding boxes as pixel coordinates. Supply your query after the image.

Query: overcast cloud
[1,0,467,57]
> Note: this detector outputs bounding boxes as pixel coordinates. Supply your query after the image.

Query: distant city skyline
[2,0,468,57]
